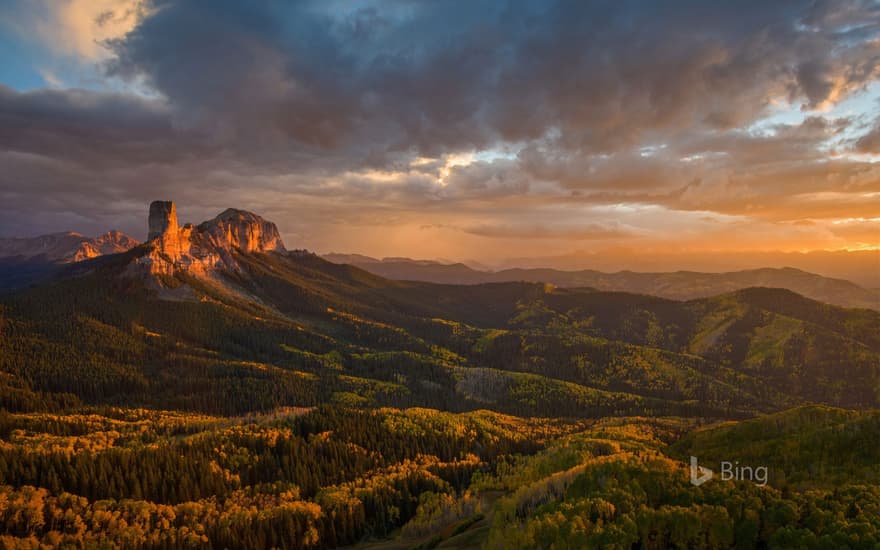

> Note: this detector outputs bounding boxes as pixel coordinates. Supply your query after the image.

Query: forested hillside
[481,412,880,548]
[0,406,583,547]
[2,406,878,548]
[1,247,879,548]
[2,250,879,419]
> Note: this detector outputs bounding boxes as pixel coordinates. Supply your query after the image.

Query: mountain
[0,230,139,290]
[92,230,141,255]
[321,253,472,269]
[134,200,285,279]
[498,248,880,289]
[0,230,139,263]
[0,232,95,262]
[1,201,878,420]
[326,255,880,311]
[322,252,385,265]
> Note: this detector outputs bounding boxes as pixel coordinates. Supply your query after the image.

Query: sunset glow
[0,0,877,271]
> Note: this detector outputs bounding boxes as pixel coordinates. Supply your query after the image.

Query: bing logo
[689,456,768,486]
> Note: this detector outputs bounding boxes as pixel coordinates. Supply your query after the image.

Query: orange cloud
[35,0,144,60]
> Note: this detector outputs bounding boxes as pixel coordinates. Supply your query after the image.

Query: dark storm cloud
[0,85,187,167]
[105,0,363,150]
[100,0,880,160]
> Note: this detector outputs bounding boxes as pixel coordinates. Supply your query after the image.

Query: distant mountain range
[3,229,875,313]
[0,230,139,262]
[495,248,880,289]
[0,230,139,289]
[322,254,880,311]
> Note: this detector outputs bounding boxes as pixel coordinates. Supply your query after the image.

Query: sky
[0,0,878,269]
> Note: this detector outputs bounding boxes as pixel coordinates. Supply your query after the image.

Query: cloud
[95,0,880,157]
[16,0,146,61]
[461,222,636,241]
[1,0,880,258]
[856,118,880,153]
[0,85,191,167]
[829,218,880,245]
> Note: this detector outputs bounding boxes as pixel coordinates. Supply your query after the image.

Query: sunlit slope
[669,405,880,489]
[477,415,880,549]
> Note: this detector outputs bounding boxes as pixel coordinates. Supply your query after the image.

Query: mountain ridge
[0,230,139,263]
[0,202,288,292]
[2,203,879,418]
[323,255,880,311]
[0,230,140,290]
[2,219,873,312]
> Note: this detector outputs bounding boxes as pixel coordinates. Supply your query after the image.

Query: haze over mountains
[323,254,880,311]
[3,212,877,314]
[495,248,880,290]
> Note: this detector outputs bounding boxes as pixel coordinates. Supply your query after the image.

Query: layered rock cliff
[134,200,286,277]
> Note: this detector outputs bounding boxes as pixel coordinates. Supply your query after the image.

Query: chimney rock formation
[148,201,178,241]
[137,201,285,277]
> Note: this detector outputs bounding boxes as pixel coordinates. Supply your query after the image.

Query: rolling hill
[669,405,880,489]
[480,409,880,548]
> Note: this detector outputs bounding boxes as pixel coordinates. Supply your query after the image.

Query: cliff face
[148,201,178,241]
[135,200,285,277]
[199,209,285,254]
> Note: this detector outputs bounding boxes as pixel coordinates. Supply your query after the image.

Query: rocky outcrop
[199,209,285,254]
[148,201,178,241]
[0,231,140,263]
[135,200,286,277]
